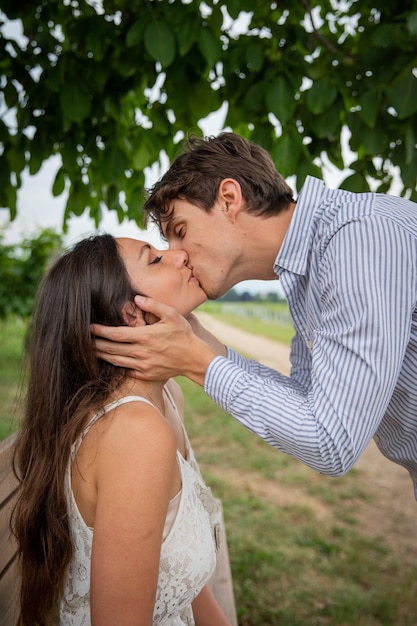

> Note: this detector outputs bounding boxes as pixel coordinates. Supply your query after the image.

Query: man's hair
[143,132,294,233]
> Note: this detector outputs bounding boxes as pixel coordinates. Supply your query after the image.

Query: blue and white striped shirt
[205,176,417,499]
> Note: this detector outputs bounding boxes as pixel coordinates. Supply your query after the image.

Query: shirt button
[307,340,313,349]
[374,435,380,443]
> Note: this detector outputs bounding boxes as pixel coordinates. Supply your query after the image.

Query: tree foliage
[0,0,416,228]
[0,228,63,319]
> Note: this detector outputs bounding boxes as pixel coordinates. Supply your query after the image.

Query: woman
[12,234,231,626]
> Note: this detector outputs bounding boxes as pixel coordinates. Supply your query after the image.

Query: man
[94,132,417,500]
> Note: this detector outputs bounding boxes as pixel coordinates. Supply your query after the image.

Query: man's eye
[176,227,184,239]
[149,255,162,265]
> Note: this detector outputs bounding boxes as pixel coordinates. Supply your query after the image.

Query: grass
[2,313,417,625]
[199,301,295,345]
[0,317,26,440]
[179,379,417,626]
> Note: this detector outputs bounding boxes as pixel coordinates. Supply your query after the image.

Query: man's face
[162,198,240,300]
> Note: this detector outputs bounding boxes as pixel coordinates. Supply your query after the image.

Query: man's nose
[168,238,182,250]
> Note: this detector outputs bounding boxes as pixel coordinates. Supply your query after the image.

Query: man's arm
[92,296,227,386]
[205,218,416,475]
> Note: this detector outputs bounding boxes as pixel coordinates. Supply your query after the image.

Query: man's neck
[236,202,296,281]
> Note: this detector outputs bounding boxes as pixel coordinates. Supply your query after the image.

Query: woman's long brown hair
[12,234,137,625]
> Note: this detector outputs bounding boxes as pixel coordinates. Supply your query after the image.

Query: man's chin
[199,278,231,301]
[205,287,228,301]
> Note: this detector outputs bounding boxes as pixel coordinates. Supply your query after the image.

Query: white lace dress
[59,394,221,625]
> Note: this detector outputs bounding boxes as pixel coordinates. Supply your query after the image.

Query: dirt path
[196,312,417,560]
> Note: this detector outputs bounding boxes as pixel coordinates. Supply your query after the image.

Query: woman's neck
[116,377,168,415]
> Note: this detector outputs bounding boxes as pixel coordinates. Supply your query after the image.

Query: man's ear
[217,178,243,219]
[121,300,144,327]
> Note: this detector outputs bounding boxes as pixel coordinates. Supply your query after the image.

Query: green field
[2,313,417,625]
[200,301,295,345]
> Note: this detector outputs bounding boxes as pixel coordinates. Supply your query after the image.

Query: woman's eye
[149,255,163,265]
[176,227,184,239]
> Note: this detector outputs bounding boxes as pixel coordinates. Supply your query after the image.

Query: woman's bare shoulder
[98,398,177,462]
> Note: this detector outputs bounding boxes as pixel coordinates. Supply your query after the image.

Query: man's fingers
[134,295,179,321]
[91,324,142,342]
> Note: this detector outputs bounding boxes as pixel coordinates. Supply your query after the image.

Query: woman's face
[116,237,207,316]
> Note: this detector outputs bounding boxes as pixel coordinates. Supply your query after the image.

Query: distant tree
[1,1,416,228]
[219,288,241,302]
[266,292,280,303]
[0,228,63,318]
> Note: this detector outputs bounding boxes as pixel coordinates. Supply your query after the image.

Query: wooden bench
[0,432,237,625]
[0,433,19,626]
[209,501,238,625]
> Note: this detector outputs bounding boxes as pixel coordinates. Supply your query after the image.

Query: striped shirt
[205,176,417,499]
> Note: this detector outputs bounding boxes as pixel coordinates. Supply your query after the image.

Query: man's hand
[92,296,224,386]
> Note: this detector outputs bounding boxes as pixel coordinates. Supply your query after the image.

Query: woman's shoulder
[98,396,177,461]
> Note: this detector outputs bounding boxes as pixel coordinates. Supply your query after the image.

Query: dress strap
[80,395,156,440]
[162,385,193,461]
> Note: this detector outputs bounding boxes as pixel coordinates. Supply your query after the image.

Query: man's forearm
[183,339,221,386]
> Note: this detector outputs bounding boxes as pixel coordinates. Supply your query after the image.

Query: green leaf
[132,139,151,171]
[99,144,128,184]
[271,128,302,178]
[244,82,265,113]
[405,126,415,165]
[407,12,417,37]
[177,18,197,57]
[66,181,90,217]
[296,147,322,187]
[0,119,10,144]
[144,21,176,67]
[150,109,170,136]
[86,29,105,61]
[309,106,340,139]
[358,90,379,128]
[6,144,26,175]
[226,0,243,19]
[361,126,388,155]
[340,172,369,193]
[306,78,338,115]
[52,167,66,197]
[399,157,417,190]
[372,24,403,48]
[60,83,92,124]
[386,70,417,119]
[126,19,147,48]
[6,185,17,221]
[106,184,121,212]
[265,76,296,126]
[4,80,19,108]
[29,141,44,176]
[126,185,146,223]
[198,28,221,67]
[246,45,264,73]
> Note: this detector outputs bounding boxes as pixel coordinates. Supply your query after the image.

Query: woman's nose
[171,249,189,268]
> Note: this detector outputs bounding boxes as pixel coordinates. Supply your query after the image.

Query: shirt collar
[274,176,327,276]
